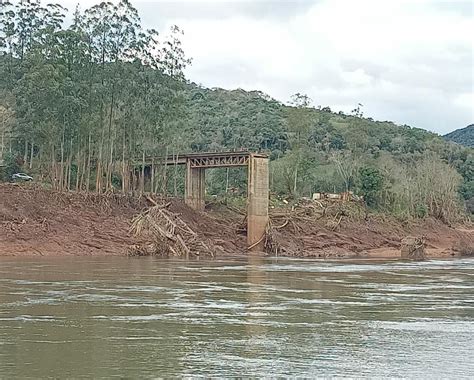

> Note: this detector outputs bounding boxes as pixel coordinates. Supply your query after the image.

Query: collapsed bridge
[141,151,269,251]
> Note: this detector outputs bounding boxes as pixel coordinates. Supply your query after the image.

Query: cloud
[57,0,474,133]
[176,0,474,133]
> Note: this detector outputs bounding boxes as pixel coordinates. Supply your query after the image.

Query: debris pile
[129,201,215,257]
[400,236,426,260]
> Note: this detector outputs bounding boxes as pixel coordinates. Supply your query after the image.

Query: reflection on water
[0,257,473,377]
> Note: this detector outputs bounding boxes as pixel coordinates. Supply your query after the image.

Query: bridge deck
[141,151,268,169]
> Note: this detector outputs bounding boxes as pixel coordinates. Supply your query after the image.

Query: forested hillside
[0,0,472,222]
[445,124,474,148]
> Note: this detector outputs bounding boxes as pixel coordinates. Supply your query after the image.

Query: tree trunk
[225,167,230,199]
[86,132,92,192]
[121,128,126,193]
[76,148,82,191]
[151,157,155,195]
[140,150,145,194]
[174,153,179,196]
[162,146,168,196]
[1,130,4,161]
[67,140,73,191]
[51,145,57,190]
[29,139,34,169]
[107,136,114,192]
[106,85,116,192]
[96,142,103,194]
[23,140,28,165]
[293,166,298,196]
[59,128,65,191]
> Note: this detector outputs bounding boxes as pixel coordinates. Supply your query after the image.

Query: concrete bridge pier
[185,162,205,211]
[180,151,269,252]
[247,154,269,252]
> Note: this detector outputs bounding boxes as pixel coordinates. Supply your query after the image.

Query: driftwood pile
[129,199,214,257]
[245,200,364,256]
[128,197,370,258]
[270,199,365,229]
[400,236,426,260]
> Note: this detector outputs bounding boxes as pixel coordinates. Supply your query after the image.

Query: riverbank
[0,183,472,258]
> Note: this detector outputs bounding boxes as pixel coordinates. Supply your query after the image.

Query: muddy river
[0,257,473,378]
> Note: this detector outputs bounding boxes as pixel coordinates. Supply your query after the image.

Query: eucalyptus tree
[1,0,191,193]
[78,0,191,193]
[285,93,315,195]
[0,1,68,186]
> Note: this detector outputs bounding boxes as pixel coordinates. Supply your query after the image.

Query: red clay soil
[0,183,144,256]
[0,183,472,258]
[271,214,473,259]
[0,183,247,257]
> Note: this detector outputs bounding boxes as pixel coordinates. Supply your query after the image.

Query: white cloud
[57,0,474,133]
[454,93,474,109]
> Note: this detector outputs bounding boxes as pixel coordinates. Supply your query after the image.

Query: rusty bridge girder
[142,151,256,168]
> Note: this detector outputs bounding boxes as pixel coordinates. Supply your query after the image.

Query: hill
[445,124,474,147]
[184,86,473,218]
[0,0,472,223]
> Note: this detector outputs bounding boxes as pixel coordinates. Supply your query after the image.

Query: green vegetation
[1,0,472,223]
[444,124,474,148]
[357,167,384,207]
[0,152,21,181]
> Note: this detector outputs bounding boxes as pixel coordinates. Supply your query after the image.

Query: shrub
[357,167,384,207]
[0,152,21,182]
[381,155,464,224]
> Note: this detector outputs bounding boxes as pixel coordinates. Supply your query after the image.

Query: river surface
[0,257,473,378]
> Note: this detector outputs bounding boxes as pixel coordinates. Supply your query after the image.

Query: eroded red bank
[0,184,472,258]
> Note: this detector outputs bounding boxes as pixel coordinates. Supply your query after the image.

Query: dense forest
[445,124,474,148]
[0,0,473,222]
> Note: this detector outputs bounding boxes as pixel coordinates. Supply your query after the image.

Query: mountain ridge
[444,124,474,147]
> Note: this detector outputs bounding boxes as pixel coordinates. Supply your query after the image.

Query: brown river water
[0,256,473,378]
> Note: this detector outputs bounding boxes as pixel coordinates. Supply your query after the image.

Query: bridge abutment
[185,163,205,211]
[247,154,269,252]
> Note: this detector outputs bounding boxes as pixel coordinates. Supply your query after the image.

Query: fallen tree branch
[129,204,215,258]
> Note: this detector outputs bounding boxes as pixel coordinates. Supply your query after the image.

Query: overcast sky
[63,0,473,134]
